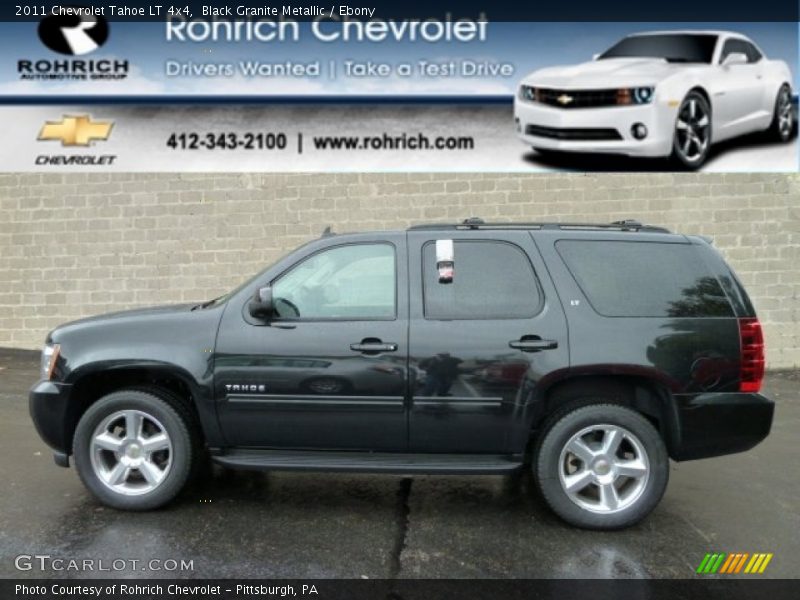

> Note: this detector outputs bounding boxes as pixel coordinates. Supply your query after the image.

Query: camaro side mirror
[722,52,748,67]
[248,286,274,320]
[592,53,600,61]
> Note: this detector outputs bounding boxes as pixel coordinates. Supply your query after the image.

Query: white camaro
[515,31,794,168]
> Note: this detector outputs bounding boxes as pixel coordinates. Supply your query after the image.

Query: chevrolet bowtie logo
[38,115,113,146]
[556,94,575,105]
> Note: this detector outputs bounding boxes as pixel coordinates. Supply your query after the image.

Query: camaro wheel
[768,84,794,142]
[73,389,196,510]
[671,92,712,170]
[534,404,669,529]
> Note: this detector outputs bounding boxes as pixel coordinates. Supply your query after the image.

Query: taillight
[738,318,765,393]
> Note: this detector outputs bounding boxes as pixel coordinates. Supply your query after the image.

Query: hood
[522,58,686,88]
[48,303,198,341]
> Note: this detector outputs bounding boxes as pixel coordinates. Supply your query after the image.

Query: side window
[556,240,734,318]
[720,39,760,64]
[422,240,542,320]
[272,244,396,320]
[743,41,763,63]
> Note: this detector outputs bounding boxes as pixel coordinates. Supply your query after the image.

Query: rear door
[407,229,569,454]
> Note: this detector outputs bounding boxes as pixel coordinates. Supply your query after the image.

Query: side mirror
[722,52,748,67]
[592,53,600,61]
[248,286,274,320]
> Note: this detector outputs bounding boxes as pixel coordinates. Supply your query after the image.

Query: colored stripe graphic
[696,554,712,574]
[758,554,774,573]
[697,552,772,575]
[720,554,736,573]
[734,553,750,574]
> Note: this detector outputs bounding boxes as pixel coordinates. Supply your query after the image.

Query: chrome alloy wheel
[777,87,793,139]
[558,424,650,514]
[90,409,173,496]
[675,97,710,163]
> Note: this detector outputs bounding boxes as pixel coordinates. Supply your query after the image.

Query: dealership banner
[0,2,798,172]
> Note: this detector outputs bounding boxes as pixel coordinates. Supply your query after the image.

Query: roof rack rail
[407,218,671,234]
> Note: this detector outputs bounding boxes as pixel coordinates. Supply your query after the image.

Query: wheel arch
[531,374,680,457]
[687,85,711,108]
[64,364,207,455]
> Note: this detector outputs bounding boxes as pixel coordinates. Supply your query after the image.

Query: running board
[213,450,524,475]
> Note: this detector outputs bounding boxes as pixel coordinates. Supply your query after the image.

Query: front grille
[535,88,620,109]
[525,125,622,141]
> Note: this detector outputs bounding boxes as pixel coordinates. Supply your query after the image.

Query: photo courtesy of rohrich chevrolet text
[0,1,799,599]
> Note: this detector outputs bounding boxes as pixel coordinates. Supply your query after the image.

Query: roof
[406,218,671,234]
[624,30,747,39]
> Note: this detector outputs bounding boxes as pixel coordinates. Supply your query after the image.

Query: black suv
[30,219,772,529]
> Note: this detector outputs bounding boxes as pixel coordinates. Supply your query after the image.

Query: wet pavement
[1,348,798,579]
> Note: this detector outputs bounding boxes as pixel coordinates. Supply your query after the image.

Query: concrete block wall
[0,173,797,368]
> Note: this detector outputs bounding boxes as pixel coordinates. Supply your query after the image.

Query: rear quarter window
[556,240,734,318]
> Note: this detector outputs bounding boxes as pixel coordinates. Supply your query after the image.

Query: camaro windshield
[598,34,718,63]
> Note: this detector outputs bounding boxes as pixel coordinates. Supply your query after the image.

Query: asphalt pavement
[1,348,798,579]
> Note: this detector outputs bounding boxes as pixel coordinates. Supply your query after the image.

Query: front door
[407,230,569,454]
[714,38,768,138]
[214,236,409,450]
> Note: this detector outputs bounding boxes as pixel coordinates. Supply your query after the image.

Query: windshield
[598,34,718,64]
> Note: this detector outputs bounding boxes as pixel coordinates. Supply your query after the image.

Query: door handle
[350,340,398,354]
[509,337,558,352]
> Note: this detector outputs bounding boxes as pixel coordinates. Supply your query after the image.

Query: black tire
[766,84,794,143]
[533,147,561,158]
[671,91,712,170]
[73,389,197,510]
[533,404,669,530]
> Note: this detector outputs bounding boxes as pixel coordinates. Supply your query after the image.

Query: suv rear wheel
[73,389,196,510]
[534,404,669,529]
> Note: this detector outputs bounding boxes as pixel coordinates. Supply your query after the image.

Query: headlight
[519,85,537,102]
[41,343,60,381]
[617,87,655,105]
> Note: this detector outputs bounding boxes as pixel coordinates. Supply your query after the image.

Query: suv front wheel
[534,404,669,529]
[73,389,196,510]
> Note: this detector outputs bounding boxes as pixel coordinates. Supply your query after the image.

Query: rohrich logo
[18,6,127,81]
[38,10,109,55]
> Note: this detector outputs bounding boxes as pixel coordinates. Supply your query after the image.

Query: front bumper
[670,392,774,461]
[514,98,675,157]
[29,380,73,464]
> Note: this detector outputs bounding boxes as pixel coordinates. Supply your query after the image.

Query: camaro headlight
[519,85,537,102]
[617,87,655,105]
[41,343,60,380]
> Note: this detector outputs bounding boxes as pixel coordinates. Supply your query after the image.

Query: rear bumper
[29,380,73,461]
[670,392,774,461]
